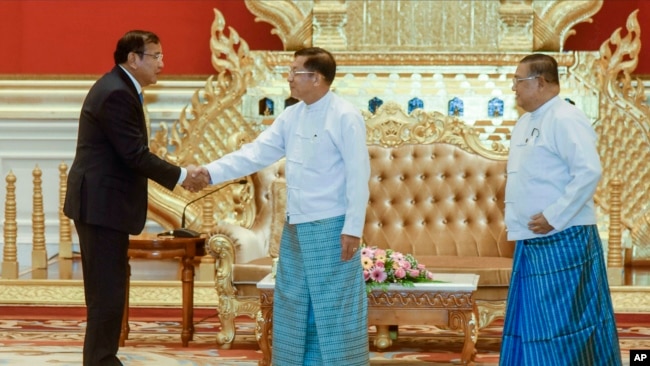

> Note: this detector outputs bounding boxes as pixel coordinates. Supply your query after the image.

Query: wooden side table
[256,273,479,366]
[119,233,206,347]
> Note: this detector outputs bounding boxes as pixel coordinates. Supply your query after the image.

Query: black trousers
[75,221,128,366]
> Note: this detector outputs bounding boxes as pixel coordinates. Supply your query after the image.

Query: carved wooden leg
[216,310,236,349]
[451,309,477,366]
[374,325,393,349]
[256,308,273,366]
[180,256,194,347]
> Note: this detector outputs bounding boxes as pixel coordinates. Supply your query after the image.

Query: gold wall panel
[241,0,603,52]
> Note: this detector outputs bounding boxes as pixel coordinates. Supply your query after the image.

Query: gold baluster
[607,178,623,285]
[31,165,48,279]
[199,193,216,282]
[58,162,74,279]
[2,171,19,279]
[58,162,73,259]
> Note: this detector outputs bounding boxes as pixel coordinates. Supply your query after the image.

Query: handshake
[181,165,210,192]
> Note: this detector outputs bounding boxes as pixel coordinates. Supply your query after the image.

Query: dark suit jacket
[64,66,180,235]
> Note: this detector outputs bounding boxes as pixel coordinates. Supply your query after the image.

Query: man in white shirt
[499,54,621,366]
[203,47,370,365]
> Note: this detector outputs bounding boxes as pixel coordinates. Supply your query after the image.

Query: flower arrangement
[361,245,436,292]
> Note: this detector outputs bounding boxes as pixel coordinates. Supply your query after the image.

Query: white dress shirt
[505,96,602,240]
[204,91,370,237]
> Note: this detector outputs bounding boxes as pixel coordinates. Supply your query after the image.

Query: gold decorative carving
[632,212,650,248]
[313,0,347,50]
[147,8,263,232]
[367,290,473,309]
[0,280,219,307]
[476,300,507,329]
[532,0,603,51]
[251,50,576,69]
[364,101,509,160]
[238,1,602,53]
[610,286,650,312]
[244,0,312,50]
[205,231,261,347]
[345,1,501,52]
[568,10,650,248]
[498,0,534,51]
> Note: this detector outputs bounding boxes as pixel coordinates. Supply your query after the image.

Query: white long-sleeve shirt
[204,91,370,237]
[505,96,602,240]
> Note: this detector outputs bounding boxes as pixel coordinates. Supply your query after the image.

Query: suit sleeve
[100,88,180,190]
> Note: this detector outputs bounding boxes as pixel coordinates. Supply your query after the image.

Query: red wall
[0,0,647,76]
[0,0,282,76]
[564,0,649,76]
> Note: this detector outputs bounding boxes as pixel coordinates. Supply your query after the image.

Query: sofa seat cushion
[416,255,512,287]
[233,257,274,284]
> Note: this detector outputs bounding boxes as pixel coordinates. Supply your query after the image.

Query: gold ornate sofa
[205,101,513,348]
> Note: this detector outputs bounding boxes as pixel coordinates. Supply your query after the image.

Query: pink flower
[361,244,436,291]
[394,267,406,279]
[400,259,412,270]
[360,247,372,257]
[370,267,388,283]
[363,270,371,281]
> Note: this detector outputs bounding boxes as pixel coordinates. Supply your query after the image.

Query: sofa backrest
[362,101,512,258]
[255,101,512,259]
[365,143,510,257]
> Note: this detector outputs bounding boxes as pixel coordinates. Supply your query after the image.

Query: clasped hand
[528,212,554,234]
[181,165,209,192]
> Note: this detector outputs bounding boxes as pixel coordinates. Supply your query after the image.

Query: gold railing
[0,164,218,281]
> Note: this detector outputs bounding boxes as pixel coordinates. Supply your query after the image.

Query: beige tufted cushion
[364,143,514,288]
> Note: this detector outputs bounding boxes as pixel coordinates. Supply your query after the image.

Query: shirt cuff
[177,167,187,185]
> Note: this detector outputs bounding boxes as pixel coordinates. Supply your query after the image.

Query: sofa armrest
[205,224,263,347]
[206,222,267,287]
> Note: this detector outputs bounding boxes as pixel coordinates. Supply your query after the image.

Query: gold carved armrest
[206,223,267,285]
[205,224,264,347]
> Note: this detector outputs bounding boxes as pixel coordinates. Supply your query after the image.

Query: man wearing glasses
[499,54,621,365]
[202,47,370,365]
[64,30,208,365]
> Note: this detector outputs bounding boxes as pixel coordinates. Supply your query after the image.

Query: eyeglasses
[137,52,164,61]
[288,69,315,78]
[512,75,539,86]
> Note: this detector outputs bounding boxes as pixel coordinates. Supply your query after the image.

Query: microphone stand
[158,179,248,238]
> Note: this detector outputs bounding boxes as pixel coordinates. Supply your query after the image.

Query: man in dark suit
[63,30,207,365]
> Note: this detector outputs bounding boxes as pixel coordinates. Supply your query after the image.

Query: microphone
[158,179,248,238]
